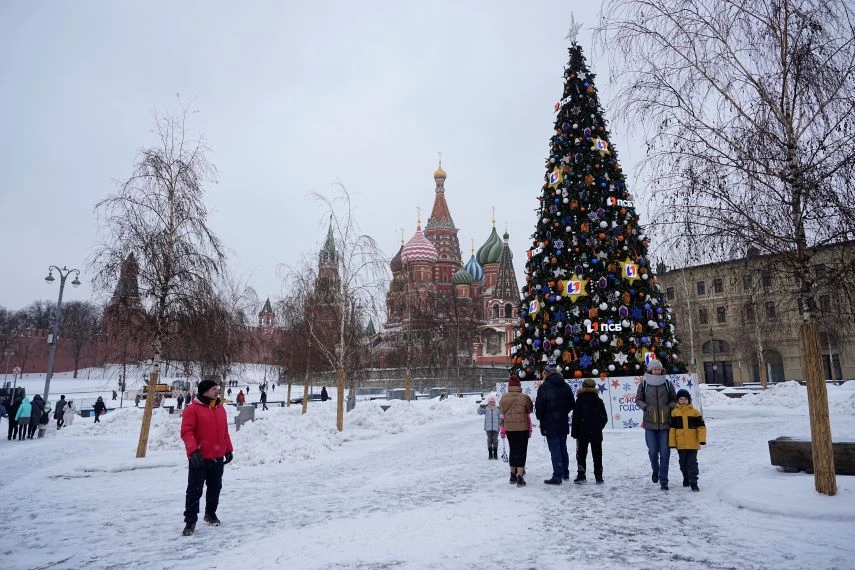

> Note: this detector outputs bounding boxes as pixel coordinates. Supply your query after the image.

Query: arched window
[504,304,513,318]
[702,339,730,354]
[492,305,499,319]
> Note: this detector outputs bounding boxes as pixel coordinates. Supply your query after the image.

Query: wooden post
[800,321,837,495]
[135,368,158,458]
[405,370,412,401]
[286,381,292,408]
[336,369,345,431]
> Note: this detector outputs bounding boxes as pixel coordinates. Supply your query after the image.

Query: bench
[768,437,855,475]
[250,401,286,409]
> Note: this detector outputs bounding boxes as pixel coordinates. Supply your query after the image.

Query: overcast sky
[0,1,647,315]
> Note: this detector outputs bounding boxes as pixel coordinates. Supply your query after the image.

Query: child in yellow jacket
[669,389,707,492]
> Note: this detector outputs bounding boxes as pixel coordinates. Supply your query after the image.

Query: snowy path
[1,393,854,569]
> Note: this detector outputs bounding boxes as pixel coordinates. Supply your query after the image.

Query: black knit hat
[676,389,692,403]
[197,379,218,395]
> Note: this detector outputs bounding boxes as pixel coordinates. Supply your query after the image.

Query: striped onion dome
[400,224,438,264]
[477,227,502,265]
[464,254,485,282]
[452,266,473,286]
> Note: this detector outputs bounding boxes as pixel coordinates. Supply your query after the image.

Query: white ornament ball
[642,274,649,280]
[526,339,533,345]
[583,319,592,327]
[622,319,630,328]
[648,320,657,328]
[600,221,608,228]
[599,334,608,342]
[591,368,599,375]
[563,198,569,204]
[665,341,672,348]
[599,302,608,310]
[608,364,615,371]
[519,370,526,378]
[556,337,564,345]
[553,349,561,356]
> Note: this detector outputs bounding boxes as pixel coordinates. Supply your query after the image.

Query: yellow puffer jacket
[668,404,707,450]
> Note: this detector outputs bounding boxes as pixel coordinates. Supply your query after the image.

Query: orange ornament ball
[574,370,583,378]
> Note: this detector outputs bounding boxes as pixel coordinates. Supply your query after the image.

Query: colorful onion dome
[451,266,473,286]
[464,254,485,282]
[477,227,502,265]
[390,245,404,272]
[400,224,438,264]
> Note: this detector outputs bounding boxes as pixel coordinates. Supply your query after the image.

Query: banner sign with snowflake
[496,373,699,430]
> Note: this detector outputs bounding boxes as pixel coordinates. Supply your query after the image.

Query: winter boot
[509,472,517,484]
[488,447,493,460]
[691,483,700,492]
[652,471,659,483]
[595,475,604,484]
[516,469,526,487]
[182,522,195,536]
[573,474,587,484]
[683,478,690,487]
[203,513,220,526]
[492,446,498,460]
[660,483,669,491]
[544,477,562,485]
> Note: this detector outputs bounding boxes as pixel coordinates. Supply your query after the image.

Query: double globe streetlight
[43,265,81,400]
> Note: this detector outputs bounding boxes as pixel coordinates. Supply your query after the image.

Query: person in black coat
[28,394,46,439]
[571,378,609,484]
[177,393,185,410]
[6,397,21,440]
[55,395,67,430]
[93,396,107,423]
[260,389,268,411]
[535,359,575,485]
[320,387,329,402]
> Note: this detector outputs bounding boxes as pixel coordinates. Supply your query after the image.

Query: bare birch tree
[91,109,226,458]
[597,0,855,495]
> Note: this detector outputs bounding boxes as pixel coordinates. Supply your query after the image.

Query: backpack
[40,410,50,425]
[641,378,673,395]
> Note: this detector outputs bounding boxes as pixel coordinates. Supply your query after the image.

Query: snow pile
[697,387,737,408]
[740,380,806,408]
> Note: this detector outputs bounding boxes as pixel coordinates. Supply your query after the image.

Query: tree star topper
[565,13,583,43]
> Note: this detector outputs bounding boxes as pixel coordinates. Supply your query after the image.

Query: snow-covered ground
[1,375,854,569]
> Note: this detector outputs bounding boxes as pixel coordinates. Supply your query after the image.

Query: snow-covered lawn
[1,378,854,569]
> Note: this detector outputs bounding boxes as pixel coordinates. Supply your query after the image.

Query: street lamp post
[710,328,718,384]
[43,265,81,400]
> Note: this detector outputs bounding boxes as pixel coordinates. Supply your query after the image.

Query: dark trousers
[506,431,529,469]
[57,417,64,429]
[486,430,498,450]
[17,418,29,440]
[678,450,699,484]
[545,434,570,479]
[7,419,18,440]
[262,402,268,410]
[184,459,225,523]
[27,423,37,438]
[575,437,603,477]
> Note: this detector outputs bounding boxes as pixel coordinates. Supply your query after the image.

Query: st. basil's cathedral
[378,162,521,367]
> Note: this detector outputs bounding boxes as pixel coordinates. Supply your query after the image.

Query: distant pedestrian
[93,396,107,423]
[636,358,677,490]
[271,383,275,393]
[64,400,77,426]
[28,394,46,439]
[227,388,232,397]
[499,375,533,487]
[246,385,250,394]
[55,395,67,430]
[5,397,21,440]
[670,389,707,492]
[535,358,575,485]
[236,390,246,406]
[177,394,185,410]
[571,378,609,484]
[134,394,141,407]
[320,387,329,402]
[15,396,31,440]
[180,379,233,536]
[260,389,268,411]
[112,390,118,401]
[478,395,501,460]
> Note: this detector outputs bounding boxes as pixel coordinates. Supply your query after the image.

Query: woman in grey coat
[478,395,502,460]
[635,358,677,490]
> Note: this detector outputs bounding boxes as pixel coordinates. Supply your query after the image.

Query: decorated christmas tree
[510,28,685,381]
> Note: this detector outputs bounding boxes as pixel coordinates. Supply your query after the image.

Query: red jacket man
[180,380,233,536]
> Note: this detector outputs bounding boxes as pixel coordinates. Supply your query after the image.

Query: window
[716,306,727,323]
[745,303,756,323]
[666,287,675,300]
[699,307,708,325]
[743,274,753,291]
[820,295,831,314]
[713,278,723,294]
[815,264,828,280]
[492,305,499,319]
[765,301,776,320]
[504,304,513,318]
[761,271,772,288]
[697,281,706,295]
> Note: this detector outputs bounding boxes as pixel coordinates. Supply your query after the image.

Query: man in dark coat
[571,378,609,484]
[320,387,329,402]
[55,395,67,430]
[180,380,233,536]
[260,389,268,411]
[177,393,184,410]
[28,394,46,439]
[535,359,575,485]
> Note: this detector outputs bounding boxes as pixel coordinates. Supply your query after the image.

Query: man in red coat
[180,379,233,536]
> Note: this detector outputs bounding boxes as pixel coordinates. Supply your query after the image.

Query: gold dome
[434,161,447,179]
